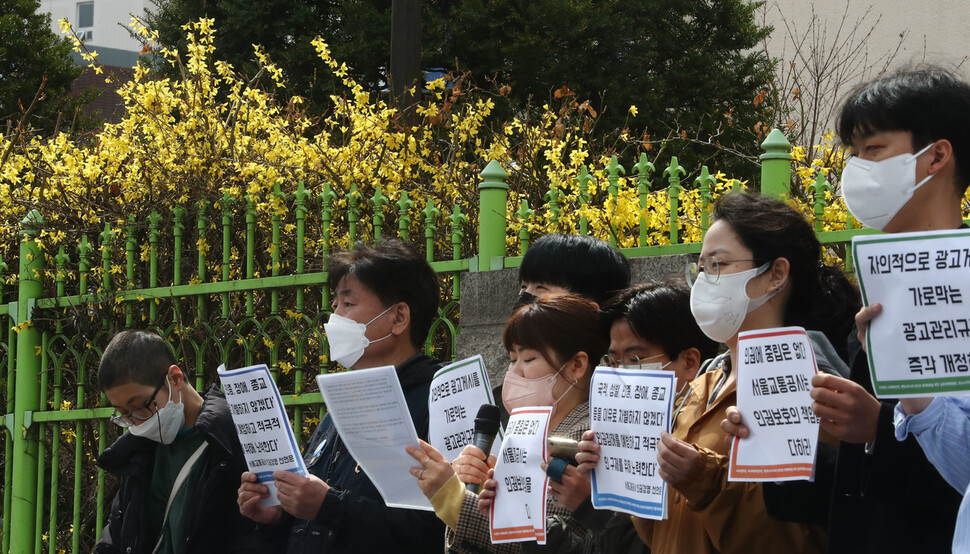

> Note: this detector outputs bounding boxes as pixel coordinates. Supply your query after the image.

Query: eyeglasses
[685,257,757,286]
[599,353,666,369]
[109,373,168,428]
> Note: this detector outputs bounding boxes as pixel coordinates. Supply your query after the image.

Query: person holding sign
[725,67,970,553]
[829,67,968,553]
[572,282,719,554]
[236,240,445,553]
[95,331,275,553]
[614,193,855,553]
[406,295,606,553]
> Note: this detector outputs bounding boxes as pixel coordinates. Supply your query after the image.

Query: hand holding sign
[657,432,700,486]
[729,327,820,482]
[274,470,330,519]
[237,472,283,524]
[219,363,307,508]
[809,373,880,443]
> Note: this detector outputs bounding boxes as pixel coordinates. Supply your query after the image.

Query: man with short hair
[813,66,970,553]
[237,239,445,553]
[516,233,631,308]
[96,330,272,553]
[725,66,969,553]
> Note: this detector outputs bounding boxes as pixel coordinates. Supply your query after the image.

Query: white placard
[315,366,432,511]
[489,406,552,545]
[728,327,819,482]
[217,363,307,507]
[852,229,970,398]
[428,355,503,461]
[588,366,674,519]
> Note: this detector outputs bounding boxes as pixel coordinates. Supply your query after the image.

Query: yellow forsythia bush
[1,18,931,296]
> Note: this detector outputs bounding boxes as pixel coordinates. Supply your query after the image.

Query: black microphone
[466,403,501,492]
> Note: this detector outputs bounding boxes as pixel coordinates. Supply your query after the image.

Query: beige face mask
[502,362,576,417]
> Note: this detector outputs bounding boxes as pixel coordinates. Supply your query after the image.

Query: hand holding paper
[237,472,283,524]
[315,366,432,511]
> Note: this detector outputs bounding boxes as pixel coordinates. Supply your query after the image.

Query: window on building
[77,2,94,41]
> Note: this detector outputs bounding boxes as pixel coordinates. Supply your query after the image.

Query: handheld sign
[428,356,503,461]
[589,366,674,520]
[728,327,819,482]
[852,229,970,397]
[490,406,552,545]
[217,364,307,507]
[316,366,433,511]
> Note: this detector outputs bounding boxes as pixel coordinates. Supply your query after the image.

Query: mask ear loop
[361,304,397,346]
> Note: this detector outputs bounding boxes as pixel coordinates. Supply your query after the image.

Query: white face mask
[689,263,780,343]
[840,143,935,230]
[324,305,394,368]
[129,376,185,445]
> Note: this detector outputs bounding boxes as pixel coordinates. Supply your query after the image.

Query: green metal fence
[0,128,868,553]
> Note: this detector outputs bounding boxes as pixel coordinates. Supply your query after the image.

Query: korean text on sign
[490,407,552,545]
[428,355,502,461]
[589,366,674,520]
[728,327,819,482]
[218,363,307,507]
[853,229,970,397]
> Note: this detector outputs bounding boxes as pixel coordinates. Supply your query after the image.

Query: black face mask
[512,290,537,311]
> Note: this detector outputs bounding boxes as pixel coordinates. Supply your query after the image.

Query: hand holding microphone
[460,404,501,493]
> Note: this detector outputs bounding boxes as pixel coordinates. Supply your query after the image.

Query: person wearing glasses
[551,281,719,554]
[95,330,275,553]
[581,193,857,554]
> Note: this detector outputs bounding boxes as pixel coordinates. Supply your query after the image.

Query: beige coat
[632,367,827,554]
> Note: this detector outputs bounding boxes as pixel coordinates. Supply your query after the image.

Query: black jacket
[95,386,278,554]
[286,354,446,554]
[763,331,963,553]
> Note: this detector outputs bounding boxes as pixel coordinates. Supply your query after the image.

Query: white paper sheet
[428,355,503,461]
[217,363,307,507]
[489,406,552,545]
[589,366,674,519]
[728,327,819,482]
[315,366,433,511]
[853,229,970,397]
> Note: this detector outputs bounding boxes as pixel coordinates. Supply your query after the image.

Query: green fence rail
[0,128,866,553]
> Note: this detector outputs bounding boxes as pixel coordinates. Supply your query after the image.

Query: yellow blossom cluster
[10,19,964,301]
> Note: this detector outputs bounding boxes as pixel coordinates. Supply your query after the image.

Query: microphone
[547,437,580,464]
[466,403,501,492]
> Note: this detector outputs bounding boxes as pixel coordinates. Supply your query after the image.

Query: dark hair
[837,66,970,193]
[98,330,177,390]
[602,282,719,362]
[329,239,441,348]
[712,193,860,360]
[503,294,608,380]
[519,234,631,305]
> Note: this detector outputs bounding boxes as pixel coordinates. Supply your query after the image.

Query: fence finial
[477,160,509,270]
[760,128,793,200]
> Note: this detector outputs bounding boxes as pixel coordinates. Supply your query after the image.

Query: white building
[39,0,152,68]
